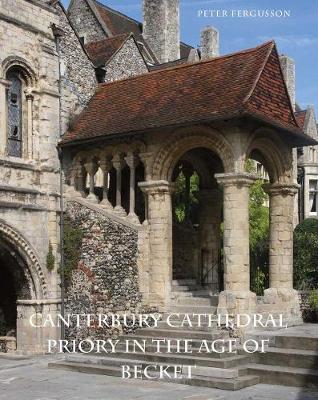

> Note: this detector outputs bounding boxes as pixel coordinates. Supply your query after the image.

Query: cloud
[258,35,318,48]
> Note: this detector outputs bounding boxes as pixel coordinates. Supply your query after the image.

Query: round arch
[152,127,235,181]
[2,56,36,86]
[0,220,48,299]
[246,129,294,183]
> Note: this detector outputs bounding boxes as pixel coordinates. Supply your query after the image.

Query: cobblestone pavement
[0,355,317,400]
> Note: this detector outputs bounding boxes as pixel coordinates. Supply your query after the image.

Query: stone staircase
[246,325,318,389]
[49,280,259,390]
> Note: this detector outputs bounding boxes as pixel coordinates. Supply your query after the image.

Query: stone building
[0,0,317,355]
[0,0,96,352]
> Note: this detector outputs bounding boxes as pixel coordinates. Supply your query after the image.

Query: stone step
[65,352,251,370]
[273,335,318,351]
[171,285,207,292]
[165,305,217,314]
[156,321,216,332]
[172,279,197,286]
[169,297,215,306]
[247,363,318,389]
[113,341,235,358]
[49,361,260,391]
[254,347,318,369]
[122,333,229,346]
[135,328,221,340]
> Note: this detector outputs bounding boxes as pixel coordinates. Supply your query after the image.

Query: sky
[62,0,318,113]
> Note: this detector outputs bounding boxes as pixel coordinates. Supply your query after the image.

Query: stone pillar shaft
[264,183,298,289]
[125,153,139,222]
[99,159,113,209]
[84,160,98,203]
[25,90,34,159]
[112,155,126,216]
[139,180,175,307]
[0,79,11,156]
[216,173,257,291]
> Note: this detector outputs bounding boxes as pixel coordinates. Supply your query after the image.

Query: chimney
[143,0,180,63]
[280,55,296,111]
[200,26,219,60]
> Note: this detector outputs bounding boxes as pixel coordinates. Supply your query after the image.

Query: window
[6,71,23,157]
[309,180,318,215]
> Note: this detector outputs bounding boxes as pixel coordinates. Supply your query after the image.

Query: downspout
[52,22,66,342]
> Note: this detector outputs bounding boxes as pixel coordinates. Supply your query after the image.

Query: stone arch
[0,220,48,299]
[2,56,36,86]
[246,128,293,183]
[152,127,235,181]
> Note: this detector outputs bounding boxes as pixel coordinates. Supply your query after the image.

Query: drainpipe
[51,22,65,342]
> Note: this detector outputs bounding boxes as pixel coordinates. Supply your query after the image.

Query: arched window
[6,70,23,157]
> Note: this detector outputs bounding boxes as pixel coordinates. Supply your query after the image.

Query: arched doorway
[0,240,33,337]
[0,221,51,353]
[171,147,224,293]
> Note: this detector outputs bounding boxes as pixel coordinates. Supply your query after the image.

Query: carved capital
[263,183,299,197]
[215,172,258,188]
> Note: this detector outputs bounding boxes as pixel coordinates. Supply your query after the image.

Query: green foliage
[174,170,200,223]
[60,218,83,287]
[309,290,318,311]
[46,241,55,272]
[246,159,270,295]
[294,219,318,290]
[251,267,266,296]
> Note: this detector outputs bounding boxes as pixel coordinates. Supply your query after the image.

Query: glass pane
[7,72,22,157]
[311,193,317,213]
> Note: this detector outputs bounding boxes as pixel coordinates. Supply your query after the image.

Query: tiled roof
[94,0,142,37]
[92,0,191,64]
[85,34,130,67]
[295,110,307,128]
[61,41,315,146]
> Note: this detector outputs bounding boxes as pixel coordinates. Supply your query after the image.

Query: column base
[217,290,257,316]
[114,205,127,217]
[86,193,99,203]
[262,288,302,325]
[127,212,140,224]
[100,199,113,210]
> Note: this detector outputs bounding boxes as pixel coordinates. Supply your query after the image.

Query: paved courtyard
[0,355,317,400]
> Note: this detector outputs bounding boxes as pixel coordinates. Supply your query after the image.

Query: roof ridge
[93,0,142,28]
[98,40,276,89]
[242,41,275,104]
[85,32,130,47]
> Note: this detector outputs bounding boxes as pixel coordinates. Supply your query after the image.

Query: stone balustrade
[67,150,146,224]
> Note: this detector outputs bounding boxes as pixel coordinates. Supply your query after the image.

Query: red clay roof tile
[85,34,130,67]
[61,41,315,146]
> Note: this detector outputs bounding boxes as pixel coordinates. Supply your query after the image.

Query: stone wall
[55,3,97,134]
[143,0,180,63]
[68,0,106,44]
[65,201,143,341]
[104,37,148,83]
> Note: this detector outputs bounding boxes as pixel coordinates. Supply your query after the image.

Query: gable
[246,46,298,131]
[68,0,107,43]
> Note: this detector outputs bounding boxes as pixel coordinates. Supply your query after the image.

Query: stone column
[112,154,126,216]
[25,90,34,160]
[125,152,140,223]
[0,78,11,156]
[139,180,175,308]
[84,160,99,203]
[199,187,222,292]
[215,173,257,315]
[263,183,301,320]
[99,158,113,210]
